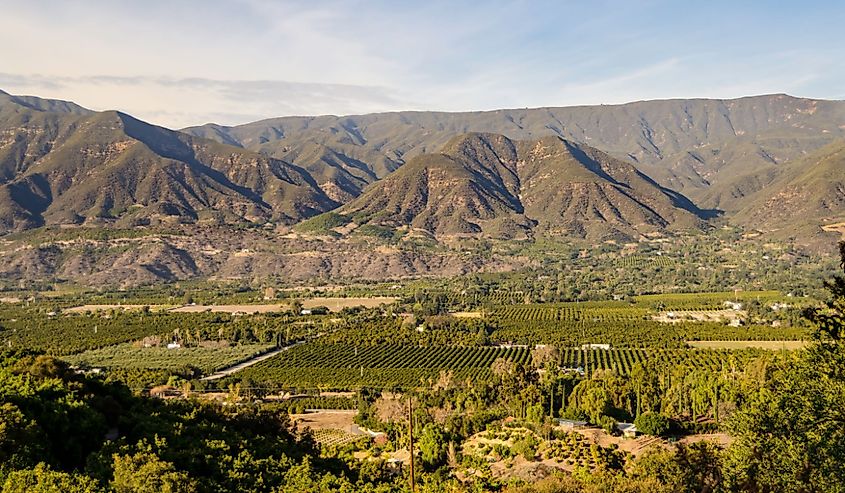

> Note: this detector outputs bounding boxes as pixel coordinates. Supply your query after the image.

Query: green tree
[0,402,39,467]
[674,442,723,493]
[417,423,448,469]
[511,434,540,461]
[526,403,545,424]
[631,443,722,492]
[290,299,304,315]
[582,386,611,425]
[630,448,684,488]
[634,412,670,437]
[2,463,100,493]
[111,450,196,493]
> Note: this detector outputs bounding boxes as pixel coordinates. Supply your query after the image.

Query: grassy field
[148,297,398,314]
[292,411,368,446]
[652,309,743,323]
[451,311,483,318]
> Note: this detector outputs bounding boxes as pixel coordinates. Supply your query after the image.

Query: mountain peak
[1,91,93,116]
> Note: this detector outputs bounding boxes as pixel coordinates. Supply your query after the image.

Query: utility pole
[408,397,416,493]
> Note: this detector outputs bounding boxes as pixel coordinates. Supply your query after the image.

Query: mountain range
[184,93,845,216]
[1,89,844,285]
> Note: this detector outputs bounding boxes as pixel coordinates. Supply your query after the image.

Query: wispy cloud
[0,1,843,127]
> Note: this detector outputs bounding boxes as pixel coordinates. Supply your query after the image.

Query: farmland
[463,427,626,472]
[632,290,783,310]
[64,304,174,313]
[233,343,768,390]
[2,283,812,389]
[491,303,651,323]
[235,343,532,390]
[557,347,768,374]
[62,296,402,315]
[0,305,320,355]
[64,343,276,373]
[170,304,287,314]
[488,317,807,349]
[289,410,368,446]
[0,250,838,493]
[301,296,399,311]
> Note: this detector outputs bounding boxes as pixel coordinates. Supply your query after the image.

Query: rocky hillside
[0,226,530,288]
[0,93,337,234]
[734,139,845,240]
[2,89,845,270]
[2,88,845,285]
[334,133,707,240]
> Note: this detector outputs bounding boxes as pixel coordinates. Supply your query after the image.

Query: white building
[581,343,611,350]
[556,419,588,430]
[615,422,638,438]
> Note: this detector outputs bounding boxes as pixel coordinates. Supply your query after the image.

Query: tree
[631,443,722,492]
[491,357,517,378]
[634,412,670,437]
[111,449,196,493]
[511,434,540,460]
[0,402,39,465]
[629,361,660,417]
[582,386,612,425]
[674,442,723,493]
[290,299,303,315]
[530,345,560,369]
[526,403,545,424]
[26,355,68,379]
[630,448,684,489]
[417,423,448,469]
[2,463,100,493]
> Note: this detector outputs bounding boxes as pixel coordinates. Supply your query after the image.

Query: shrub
[511,434,540,461]
[635,412,671,436]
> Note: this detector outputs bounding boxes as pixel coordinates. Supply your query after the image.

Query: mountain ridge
[188,92,828,129]
[332,133,708,241]
[183,93,845,215]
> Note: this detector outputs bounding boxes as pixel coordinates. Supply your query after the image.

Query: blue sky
[1,0,843,128]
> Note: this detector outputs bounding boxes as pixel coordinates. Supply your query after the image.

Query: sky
[2,0,844,129]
